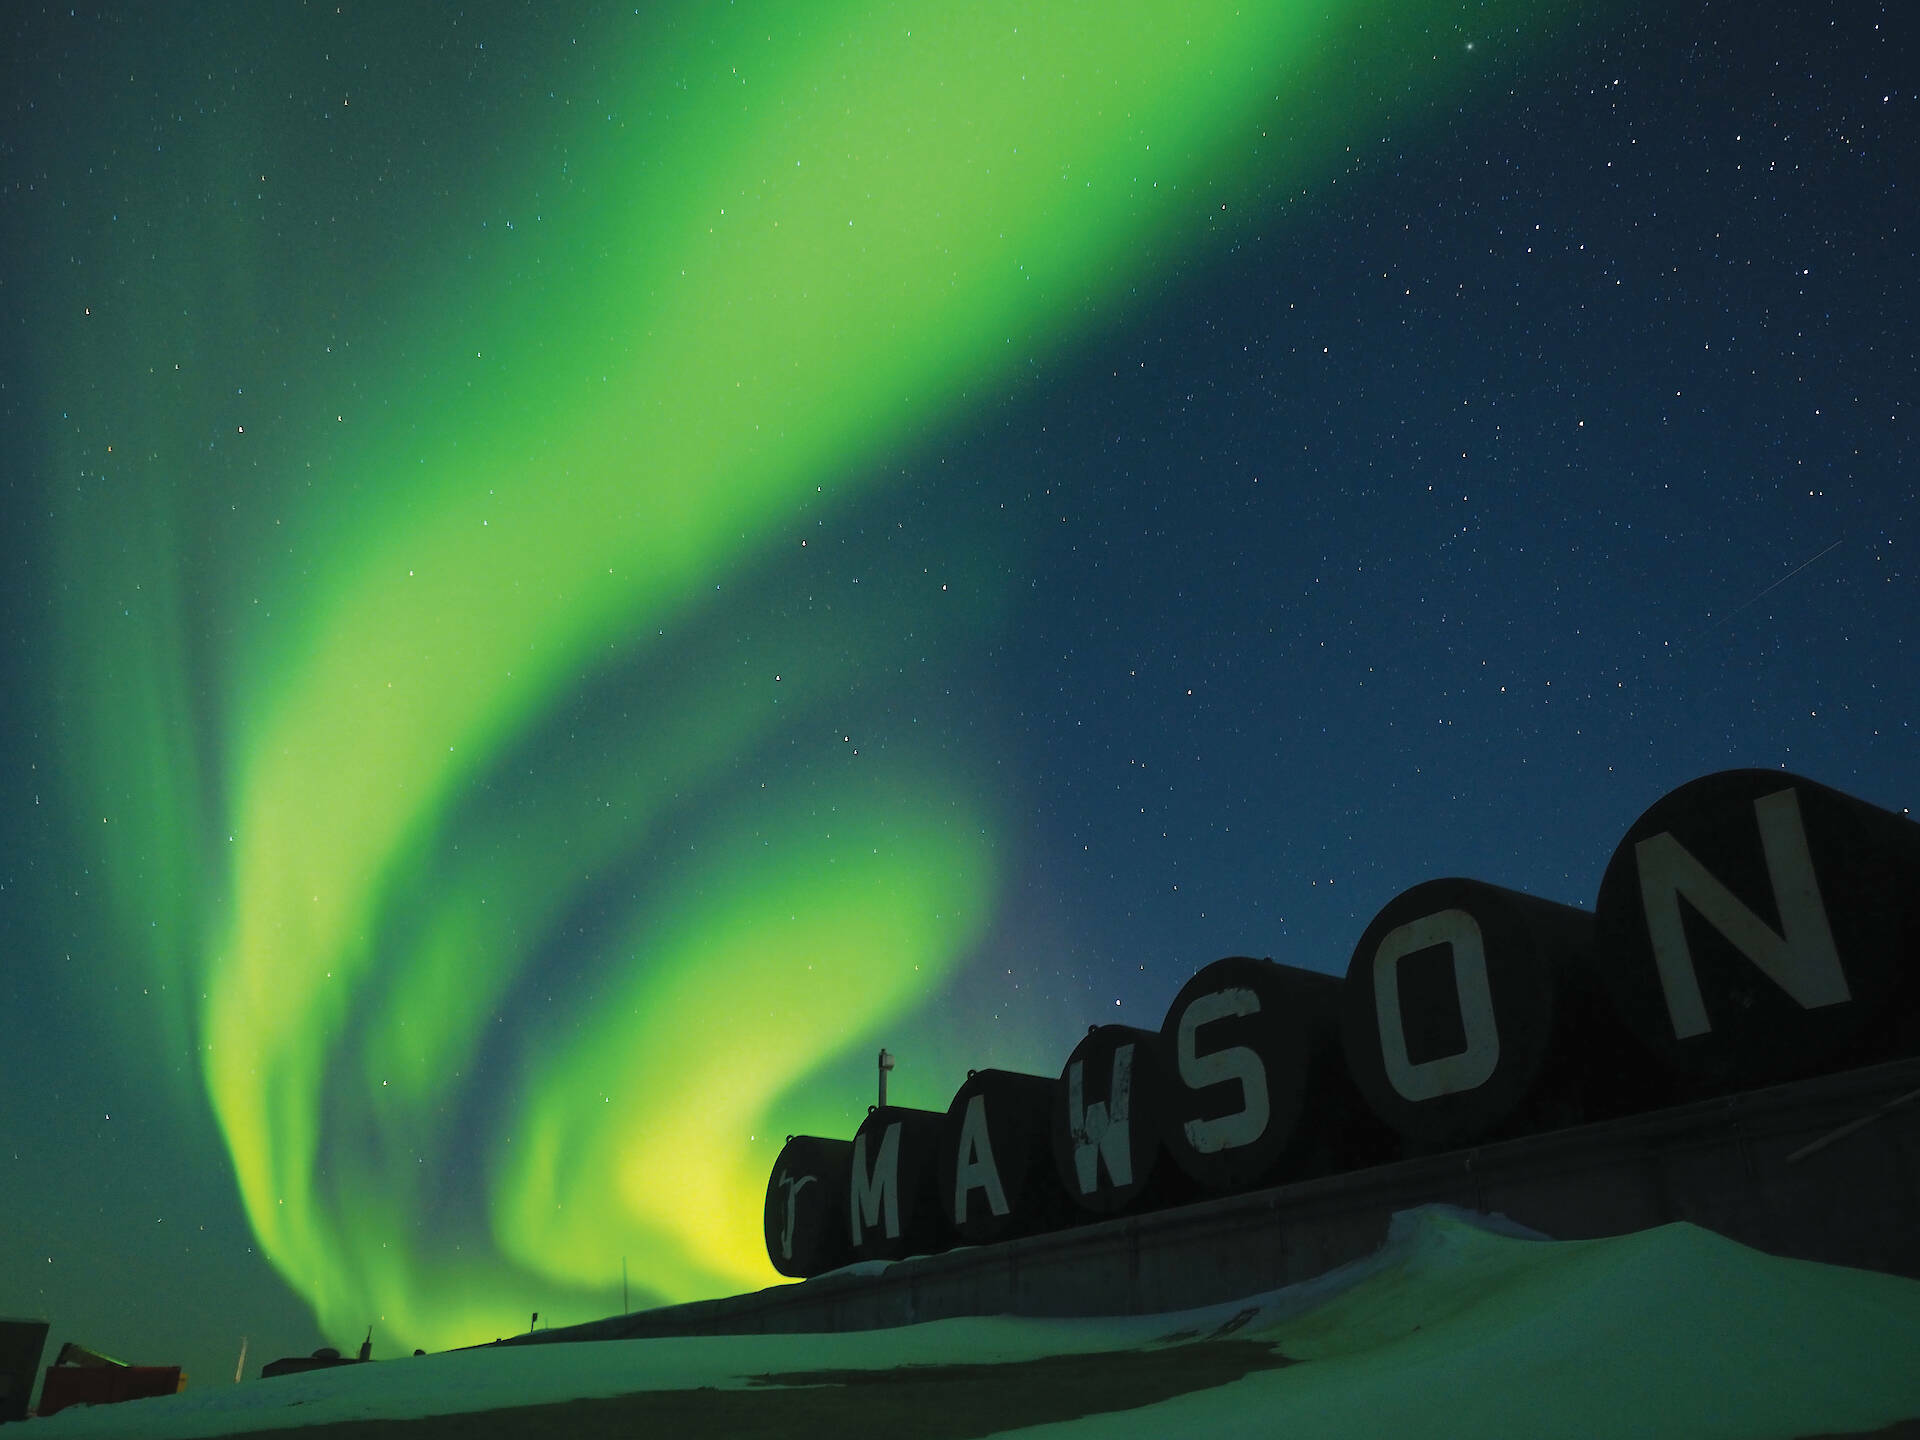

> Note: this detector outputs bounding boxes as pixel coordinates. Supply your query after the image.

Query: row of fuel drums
[765,768,1920,1276]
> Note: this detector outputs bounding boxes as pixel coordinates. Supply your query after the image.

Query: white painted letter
[777,1169,816,1261]
[953,1093,1010,1220]
[1374,907,1501,1102]
[1633,786,1848,1039]
[1066,1044,1134,1194]
[1176,988,1271,1153]
[849,1122,902,1243]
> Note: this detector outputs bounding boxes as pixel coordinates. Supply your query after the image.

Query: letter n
[1634,787,1849,1039]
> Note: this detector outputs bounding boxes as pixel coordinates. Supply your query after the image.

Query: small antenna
[877,1047,895,1109]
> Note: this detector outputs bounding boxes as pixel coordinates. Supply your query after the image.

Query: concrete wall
[498,1055,1920,1347]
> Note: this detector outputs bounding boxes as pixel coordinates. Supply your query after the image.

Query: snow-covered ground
[28,1207,1920,1439]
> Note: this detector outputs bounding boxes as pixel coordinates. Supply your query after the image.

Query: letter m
[850,1122,902,1243]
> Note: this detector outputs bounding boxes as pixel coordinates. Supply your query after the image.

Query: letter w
[1066,1044,1135,1194]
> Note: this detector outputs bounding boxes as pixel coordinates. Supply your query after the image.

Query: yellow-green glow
[492,783,995,1298]
[44,0,1583,1353]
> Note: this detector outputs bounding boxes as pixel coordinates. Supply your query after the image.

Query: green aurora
[38,0,1581,1351]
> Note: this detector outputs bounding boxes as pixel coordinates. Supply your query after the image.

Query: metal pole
[878,1047,894,1109]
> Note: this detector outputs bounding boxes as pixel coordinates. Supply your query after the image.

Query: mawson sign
[765,770,1920,1276]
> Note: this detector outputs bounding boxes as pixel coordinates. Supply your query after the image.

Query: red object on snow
[37,1362,185,1416]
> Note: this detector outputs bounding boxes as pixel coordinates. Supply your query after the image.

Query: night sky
[3,0,1913,1394]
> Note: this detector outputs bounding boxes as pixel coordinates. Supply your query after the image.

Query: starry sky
[2,0,1913,1393]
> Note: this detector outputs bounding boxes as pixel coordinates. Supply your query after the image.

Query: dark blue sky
[985,0,1913,1025]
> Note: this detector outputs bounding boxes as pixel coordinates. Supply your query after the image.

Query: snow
[28,1207,1920,1439]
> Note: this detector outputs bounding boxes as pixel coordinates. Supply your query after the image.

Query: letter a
[953,1093,1010,1221]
